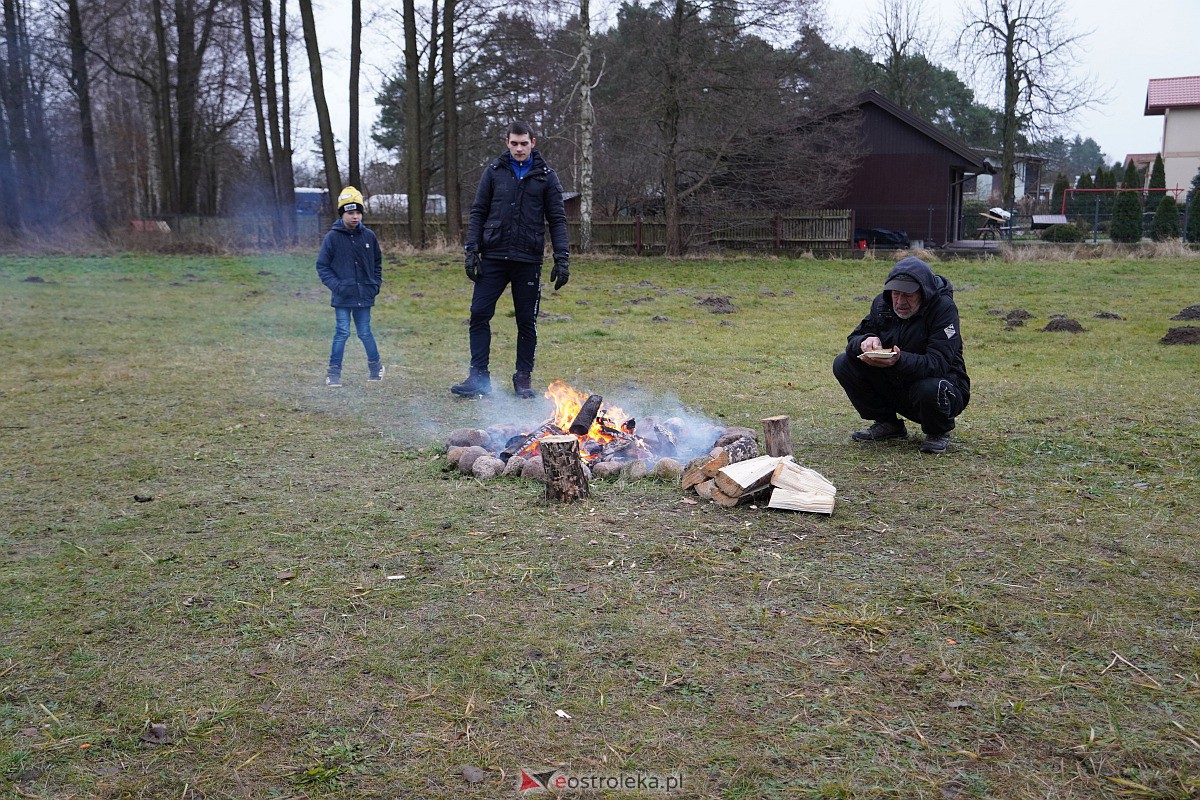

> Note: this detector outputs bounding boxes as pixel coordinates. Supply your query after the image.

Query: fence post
[774,211,782,249]
[1093,198,1100,244]
[635,215,643,256]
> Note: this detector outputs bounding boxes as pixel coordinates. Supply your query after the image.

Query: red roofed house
[1144,76,1200,194]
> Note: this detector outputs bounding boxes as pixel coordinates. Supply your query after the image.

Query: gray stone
[447,428,490,448]
[521,455,545,481]
[651,457,683,480]
[622,459,649,481]
[501,455,527,477]
[457,446,490,473]
[472,456,506,480]
[591,461,623,480]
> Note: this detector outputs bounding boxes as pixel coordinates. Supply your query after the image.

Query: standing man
[451,121,570,399]
[832,256,970,454]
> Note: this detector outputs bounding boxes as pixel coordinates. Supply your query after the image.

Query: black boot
[451,367,491,396]
[512,371,535,399]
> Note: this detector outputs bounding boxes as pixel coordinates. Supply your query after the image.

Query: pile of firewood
[680,415,836,514]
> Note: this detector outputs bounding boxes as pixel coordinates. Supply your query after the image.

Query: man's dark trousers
[469,258,541,372]
[832,352,965,435]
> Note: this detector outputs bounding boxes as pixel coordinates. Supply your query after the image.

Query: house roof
[1125,153,1157,169]
[855,90,994,173]
[1145,76,1200,115]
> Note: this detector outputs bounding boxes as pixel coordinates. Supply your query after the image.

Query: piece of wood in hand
[540,435,590,503]
[761,415,793,457]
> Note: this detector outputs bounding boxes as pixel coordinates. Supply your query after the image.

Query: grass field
[2,250,1198,799]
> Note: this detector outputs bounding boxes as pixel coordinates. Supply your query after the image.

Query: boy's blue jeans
[329,307,380,367]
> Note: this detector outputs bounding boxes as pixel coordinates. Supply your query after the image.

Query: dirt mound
[696,295,736,314]
[1093,312,1124,320]
[1160,326,1200,345]
[1040,318,1086,333]
[1004,309,1033,322]
[1170,305,1200,320]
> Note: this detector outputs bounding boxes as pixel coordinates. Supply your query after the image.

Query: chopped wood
[694,479,716,500]
[701,437,759,478]
[768,461,836,515]
[711,484,770,507]
[540,435,590,503]
[681,453,715,490]
[761,415,793,457]
[569,395,604,435]
[714,455,793,497]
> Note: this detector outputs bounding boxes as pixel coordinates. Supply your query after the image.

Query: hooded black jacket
[466,150,569,265]
[845,256,971,405]
[315,219,383,308]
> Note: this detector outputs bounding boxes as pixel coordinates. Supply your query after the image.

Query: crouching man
[832,256,970,454]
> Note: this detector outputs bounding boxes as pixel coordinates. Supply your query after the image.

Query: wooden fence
[152,209,854,253]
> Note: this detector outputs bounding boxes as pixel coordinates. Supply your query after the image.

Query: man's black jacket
[845,256,971,405]
[467,150,569,265]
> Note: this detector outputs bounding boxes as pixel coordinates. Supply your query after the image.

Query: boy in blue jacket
[316,186,384,387]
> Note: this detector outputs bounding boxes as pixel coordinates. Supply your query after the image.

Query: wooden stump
[540,435,590,503]
[761,415,793,457]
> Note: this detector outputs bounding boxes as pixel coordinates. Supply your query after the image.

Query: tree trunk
[423,0,438,224]
[661,0,686,256]
[65,0,106,232]
[239,0,276,236]
[578,0,594,253]
[262,0,294,240]
[1,0,31,230]
[760,415,793,458]
[441,0,461,243]
[278,0,297,213]
[540,435,590,503]
[348,0,360,187]
[148,0,176,213]
[298,0,341,202]
[174,0,201,213]
[402,0,424,246]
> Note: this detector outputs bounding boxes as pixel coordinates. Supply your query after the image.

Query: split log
[768,461,836,515]
[761,415,793,458]
[681,452,717,490]
[540,435,590,503]
[701,437,760,478]
[694,479,716,500]
[500,420,563,461]
[569,395,604,435]
[711,484,770,508]
[714,455,793,498]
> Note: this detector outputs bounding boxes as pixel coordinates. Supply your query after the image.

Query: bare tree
[863,0,932,109]
[441,0,460,242]
[64,0,106,231]
[402,0,424,245]
[298,0,341,201]
[957,0,1099,207]
[348,0,360,186]
[577,0,594,252]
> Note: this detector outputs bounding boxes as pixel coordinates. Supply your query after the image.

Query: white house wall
[1162,107,1200,195]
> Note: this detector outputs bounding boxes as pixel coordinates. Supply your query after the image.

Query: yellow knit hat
[337,186,364,214]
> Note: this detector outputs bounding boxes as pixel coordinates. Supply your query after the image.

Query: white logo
[944,324,957,339]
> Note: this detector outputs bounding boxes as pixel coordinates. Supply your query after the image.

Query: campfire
[502,380,676,464]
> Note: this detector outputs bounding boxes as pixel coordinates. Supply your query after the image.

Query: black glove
[549,254,570,290]
[464,246,481,283]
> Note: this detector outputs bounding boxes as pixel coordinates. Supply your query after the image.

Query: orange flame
[545,379,631,443]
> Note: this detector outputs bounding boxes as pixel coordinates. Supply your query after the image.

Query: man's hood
[885,256,952,303]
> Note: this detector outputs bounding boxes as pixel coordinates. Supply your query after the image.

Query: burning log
[569,394,604,435]
[540,435,590,503]
[501,421,564,461]
[761,415,793,458]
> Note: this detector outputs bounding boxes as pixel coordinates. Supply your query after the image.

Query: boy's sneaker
[851,419,907,441]
[919,433,951,455]
[325,366,342,388]
[368,360,385,382]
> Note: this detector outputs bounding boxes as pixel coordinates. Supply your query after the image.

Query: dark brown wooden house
[839,90,993,247]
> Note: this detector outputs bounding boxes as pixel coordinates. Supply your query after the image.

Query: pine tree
[1073,172,1094,217]
[1152,195,1180,241]
[1050,173,1069,214]
[1110,161,1144,243]
[1187,166,1200,243]
[1148,154,1166,205]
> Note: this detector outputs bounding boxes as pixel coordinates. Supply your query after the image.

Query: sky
[304,0,1199,182]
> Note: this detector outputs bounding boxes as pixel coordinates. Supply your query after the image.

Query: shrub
[1152,195,1181,241]
[1110,162,1144,243]
[1041,223,1084,243]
